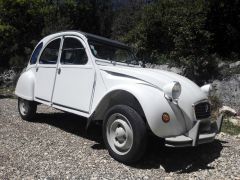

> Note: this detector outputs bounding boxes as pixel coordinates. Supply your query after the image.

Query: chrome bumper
[165,114,223,147]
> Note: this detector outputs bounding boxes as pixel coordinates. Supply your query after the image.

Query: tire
[18,97,37,121]
[103,105,147,164]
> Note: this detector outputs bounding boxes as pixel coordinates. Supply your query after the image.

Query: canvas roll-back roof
[79,31,129,49]
[47,30,129,49]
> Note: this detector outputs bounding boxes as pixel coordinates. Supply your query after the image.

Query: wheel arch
[92,89,147,123]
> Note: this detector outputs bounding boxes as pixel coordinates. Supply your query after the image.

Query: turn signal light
[162,113,170,123]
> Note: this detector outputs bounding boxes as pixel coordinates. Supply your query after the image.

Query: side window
[30,42,43,64]
[61,37,88,65]
[39,38,61,64]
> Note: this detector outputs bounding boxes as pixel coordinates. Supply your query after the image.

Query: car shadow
[134,136,226,173]
[34,112,104,147]
[34,112,225,173]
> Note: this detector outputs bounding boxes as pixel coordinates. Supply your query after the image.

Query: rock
[219,106,237,116]
[164,177,173,180]
[212,59,240,112]
[229,61,240,68]
[170,67,183,74]
[143,175,149,180]
[145,63,183,75]
[160,165,165,171]
[218,132,226,137]
[218,62,229,69]
[213,76,240,113]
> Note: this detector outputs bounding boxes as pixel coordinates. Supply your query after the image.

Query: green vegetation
[112,0,240,84]
[0,0,240,85]
[222,119,240,135]
[0,0,112,68]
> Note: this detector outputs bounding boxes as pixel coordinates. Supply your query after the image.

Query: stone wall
[213,61,240,113]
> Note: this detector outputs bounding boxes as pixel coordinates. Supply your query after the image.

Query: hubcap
[106,113,133,155]
[19,99,29,116]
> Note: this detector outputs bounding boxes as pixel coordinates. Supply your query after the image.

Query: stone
[143,175,149,180]
[219,106,237,116]
[218,62,229,69]
[145,63,183,75]
[229,61,240,68]
[164,177,173,180]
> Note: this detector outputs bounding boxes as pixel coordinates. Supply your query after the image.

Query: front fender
[15,69,35,101]
[93,83,187,138]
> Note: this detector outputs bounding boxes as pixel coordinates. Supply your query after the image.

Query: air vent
[194,102,211,119]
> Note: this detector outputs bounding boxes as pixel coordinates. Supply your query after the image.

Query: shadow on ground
[34,112,225,173]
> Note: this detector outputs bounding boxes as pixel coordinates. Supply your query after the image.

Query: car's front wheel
[103,105,147,164]
[18,98,37,121]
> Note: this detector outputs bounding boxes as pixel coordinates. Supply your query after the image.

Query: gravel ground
[0,98,240,180]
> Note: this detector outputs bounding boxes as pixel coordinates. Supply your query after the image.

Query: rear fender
[15,69,35,101]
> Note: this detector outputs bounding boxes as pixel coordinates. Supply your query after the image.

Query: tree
[114,0,218,84]
[0,0,45,67]
[207,0,240,57]
[0,0,113,68]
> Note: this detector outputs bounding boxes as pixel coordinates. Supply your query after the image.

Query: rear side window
[39,38,61,64]
[30,42,43,64]
[61,37,88,65]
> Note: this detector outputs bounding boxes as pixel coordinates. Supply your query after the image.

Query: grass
[221,119,240,135]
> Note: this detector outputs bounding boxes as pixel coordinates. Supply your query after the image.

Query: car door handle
[57,68,61,74]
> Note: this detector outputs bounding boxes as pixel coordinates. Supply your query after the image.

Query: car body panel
[15,68,35,101]
[52,65,95,113]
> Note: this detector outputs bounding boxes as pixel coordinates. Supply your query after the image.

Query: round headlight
[172,82,181,99]
[163,81,181,100]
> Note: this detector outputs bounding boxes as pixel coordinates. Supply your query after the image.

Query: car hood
[99,65,206,101]
[98,65,209,130]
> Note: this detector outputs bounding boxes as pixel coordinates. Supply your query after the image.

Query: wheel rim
[106,113,133,155]
[19,99,29,116]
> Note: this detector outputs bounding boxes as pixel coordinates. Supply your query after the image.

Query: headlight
[163,81,181,101]
[200,84,212,96]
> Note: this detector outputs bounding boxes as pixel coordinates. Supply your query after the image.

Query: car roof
[44,30,130,49]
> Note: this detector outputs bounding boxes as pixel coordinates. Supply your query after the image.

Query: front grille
[194,102,211,119]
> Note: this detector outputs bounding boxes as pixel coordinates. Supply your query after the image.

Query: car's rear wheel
[18,98,37,121]
[103,105,147,164]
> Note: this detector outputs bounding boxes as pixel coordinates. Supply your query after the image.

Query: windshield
[88,40,138,65]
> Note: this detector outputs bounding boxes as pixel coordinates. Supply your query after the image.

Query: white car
[15,31,223,164]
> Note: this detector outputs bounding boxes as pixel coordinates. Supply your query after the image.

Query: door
[52,36,95,113]
[35,38,62,103]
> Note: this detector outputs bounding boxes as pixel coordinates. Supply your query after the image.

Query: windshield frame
[87,38,139,66]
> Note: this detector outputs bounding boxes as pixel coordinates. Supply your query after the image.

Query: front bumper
[165,114,223,147]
